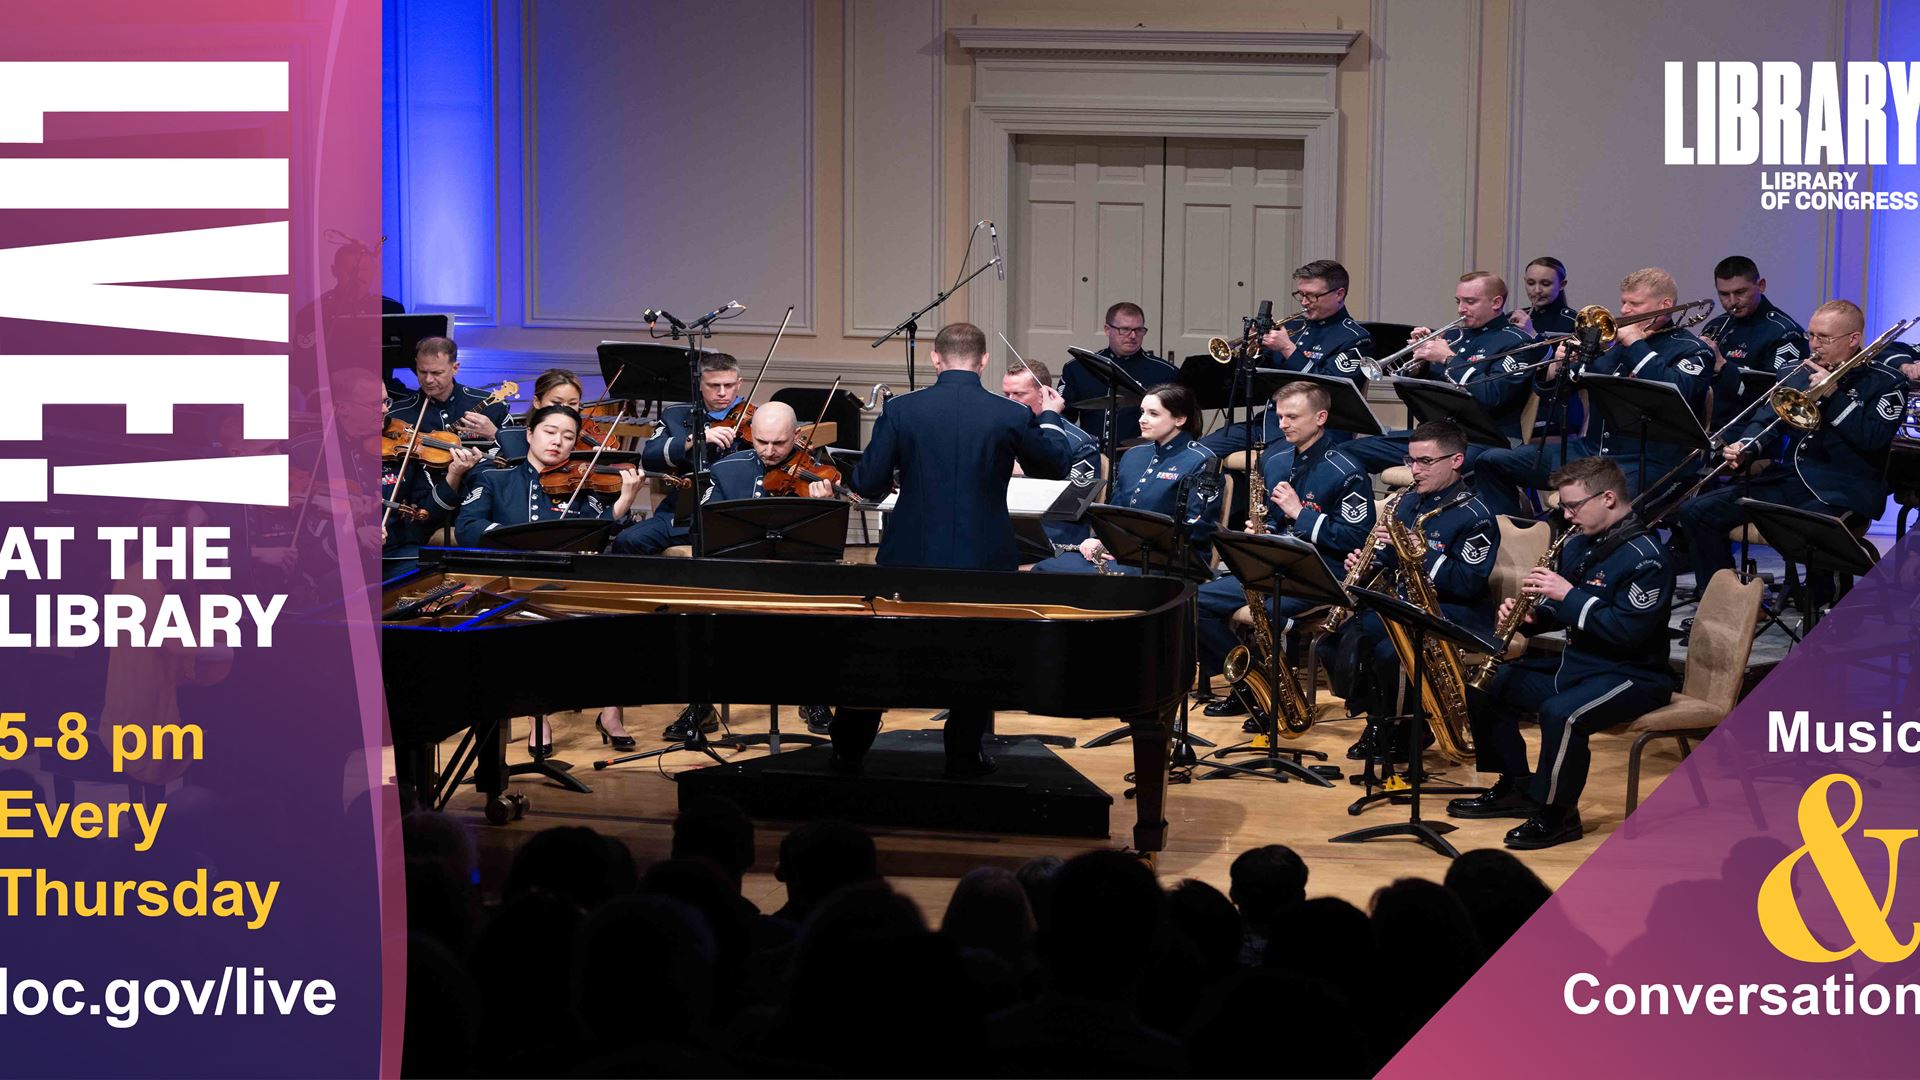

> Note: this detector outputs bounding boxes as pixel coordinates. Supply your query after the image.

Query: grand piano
[382,547,1195,852]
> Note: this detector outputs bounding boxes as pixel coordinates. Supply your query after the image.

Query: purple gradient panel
[0,2,392,1075]
[1384,536,1920,1078]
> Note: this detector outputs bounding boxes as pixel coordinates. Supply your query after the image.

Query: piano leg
[1125,705,1175,853]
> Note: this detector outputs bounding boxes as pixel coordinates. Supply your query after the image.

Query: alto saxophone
[1221,454,1311,736]
[1379,500,1476,764]
[1466,526,1574,690]
[1323,488,1406,635]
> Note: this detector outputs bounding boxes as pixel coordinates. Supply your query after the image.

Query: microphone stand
[873,255,1002,391]
[651,310,723,558]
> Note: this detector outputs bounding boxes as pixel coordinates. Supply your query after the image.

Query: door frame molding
[954,27,1357,345]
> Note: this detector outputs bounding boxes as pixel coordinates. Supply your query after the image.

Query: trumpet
[1207,311,1310,364]
[1359,316,1469,379]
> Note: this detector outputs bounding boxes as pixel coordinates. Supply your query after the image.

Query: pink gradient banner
[0,2,391,1074]
[1386,535,1920,1078]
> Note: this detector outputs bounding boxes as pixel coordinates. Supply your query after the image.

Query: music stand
[1329,587,1502,859]
[1581,374,1709,496]
[381,313,451,382]
[1197,531,1351,787]
[1391,378,1508,446]
[1076,504,1219,765]
[1068,347,1150,501]
[699,497,850,562]
[596,341,704,404]
[1738,498,1878,632]
[1289,371,1385,438]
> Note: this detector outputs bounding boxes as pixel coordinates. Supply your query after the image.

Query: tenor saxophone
[1466,526,1574,690]
[1322,488,1405,635]
[1221,455,1311,737]
[1378,501,1476,764]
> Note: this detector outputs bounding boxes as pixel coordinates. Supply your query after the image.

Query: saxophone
[1466,526,1573,690]
[1221,453,1310,737]
[1322,488,1405,635]
[1378,499,1476,764]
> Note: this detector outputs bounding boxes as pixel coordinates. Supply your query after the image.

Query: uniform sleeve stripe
[1431,554,1447,574]
[1577,594,1600,629]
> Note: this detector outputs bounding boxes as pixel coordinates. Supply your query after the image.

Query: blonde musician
[1321,420,1498,763]
[1449,455,1673,850]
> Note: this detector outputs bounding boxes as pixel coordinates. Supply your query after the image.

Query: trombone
[1359,315,1468,379]
[1208,310,1309,363]
[1471,299,1716,378]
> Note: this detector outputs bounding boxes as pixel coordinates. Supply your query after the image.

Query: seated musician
[1449,455,1674,850]
[1474,267,1715,519]
[453,404,643,751]
[1512,256,1575,337]
[495,368,587,459]
[1196,380,1373,721]
[1200,259,1373,462]
[832,321,1071,777]
[1321,420,1499,762]
[1029,383,1221,575]
[1003,357,1103,553]
[1059,302,1178,450]
[1341,271,1535,477]
[1676,299,1904,604]
[1701,256,1808,429]
[386,336,510,442]
[608,353,753,555]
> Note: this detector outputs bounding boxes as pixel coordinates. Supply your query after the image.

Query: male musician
[608,353,755,556]
[1197,381,1374,719]
[452,405,644,547]
[1341,271,1535,476]
[1322,420,1499,761]
[1701,256,1808,428]
[1004,358,1103,552]
[1060,302,1179,450]
[1512,257,1575,337]
[1675,300,1904,589]
[385,337,510,440]
[832,322,1071,776]
[1473,267,1715,519]
[1449,455,1674,849]
[1199,259,1373,461]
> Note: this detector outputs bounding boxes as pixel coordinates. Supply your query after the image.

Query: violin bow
[736,305,796,416]
[382,394,433,534]
[560,403,629,516]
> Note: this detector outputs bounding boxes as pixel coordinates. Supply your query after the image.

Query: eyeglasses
[1291,289,1334,302]
[1402,453,1460,468]
[1106,324,1148,336]
[1808,331,1856,346]
[1560,491,1607,516]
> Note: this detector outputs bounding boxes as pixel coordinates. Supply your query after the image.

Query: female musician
[494,369,587,458]
[1029,383,1221,574]
[454,404,645,751]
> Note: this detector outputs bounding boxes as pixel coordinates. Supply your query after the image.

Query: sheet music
[872,477,1071,516]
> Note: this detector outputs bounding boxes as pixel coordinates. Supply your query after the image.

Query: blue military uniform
[605,399,754,554]
[1521,297,1585,439]
[381,461,464,569]
[1029,431,1221,574]
[1343,313,1536,475]
[1200,307,1373,460]
[1703,297,1807,427]
[1677,357,1905,580]
[386,382,510,437]
[1060,346,1178,453]
[453,461,620,547]
[1035,414,1106,550]
[1524,297,1577,337]
[852,368,1070,571]
[1196,435,1373,681]
[1318,480,1498,730]
[1475,327,1715,518]
[1471,517,1674,810]
[834,367,1073,770]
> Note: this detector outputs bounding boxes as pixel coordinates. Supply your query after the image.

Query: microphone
[646,308,686,330]
[1255,299,1274,334]
[989,220,1005,281]
[688,300,744,331]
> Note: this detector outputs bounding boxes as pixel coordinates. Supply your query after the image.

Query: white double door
[1009,135,1306,373]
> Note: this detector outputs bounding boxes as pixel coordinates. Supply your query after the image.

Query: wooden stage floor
[436,694,1703,927]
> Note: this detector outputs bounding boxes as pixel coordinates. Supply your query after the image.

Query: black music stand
[382,312,450,383]
[1080,504,1218,765]
[1068,347,1150,501]
[1581,374,1709,496]
[597,341,704,404]
[1197,531,1350,787]
[471,519,616,792]
[1392,378,1508,447]
[699,497,850,562]
[1329,587,1502,859]
[1738,498,1878,631]
[1289,371,1385,438]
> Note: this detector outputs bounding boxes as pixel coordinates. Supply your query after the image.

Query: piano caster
[485,793,529,825]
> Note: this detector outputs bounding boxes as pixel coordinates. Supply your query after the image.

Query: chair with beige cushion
[1618,568,1766,824]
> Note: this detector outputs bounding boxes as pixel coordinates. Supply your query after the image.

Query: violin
[761,448,857,500]
[537,461,640,497]
[382,380,520,466]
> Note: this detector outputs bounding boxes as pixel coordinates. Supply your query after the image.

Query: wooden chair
[1615,569,1766,824]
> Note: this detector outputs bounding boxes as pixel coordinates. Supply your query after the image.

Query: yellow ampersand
[1757,773,1920,963]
